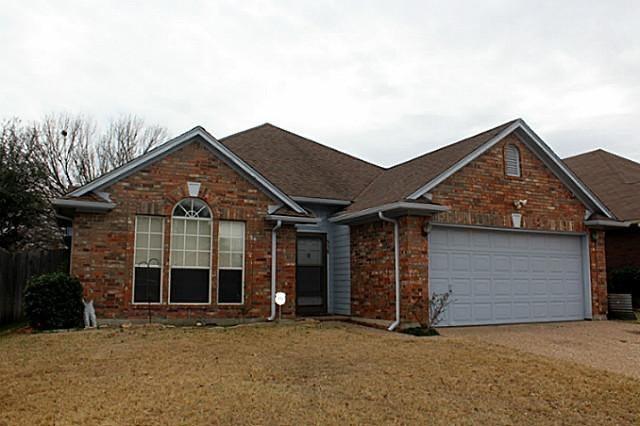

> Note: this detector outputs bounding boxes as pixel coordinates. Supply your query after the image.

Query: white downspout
[378,212,400,331]
[268,220,282,321]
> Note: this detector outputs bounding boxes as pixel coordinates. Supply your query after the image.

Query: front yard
[1,321,639,425]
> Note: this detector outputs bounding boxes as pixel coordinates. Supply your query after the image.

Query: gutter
[265,214,320,224]
[330,202,449,224]
[378,212,400,331]
[268,220,282,321]
[584,219,634,228]
[52,198,116,212]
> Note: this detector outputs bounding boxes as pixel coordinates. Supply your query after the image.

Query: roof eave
[406,119,615,219]
[67,127,306,215]
[329,202,449,224]
[265,214,320,224]
[52,198,116,213]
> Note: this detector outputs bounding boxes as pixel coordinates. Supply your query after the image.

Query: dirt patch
[1,321,639,425]
[441,320,640,380]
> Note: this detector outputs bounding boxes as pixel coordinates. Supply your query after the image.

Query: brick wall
[71,138,296,320]
[430,134,588,232]
[351,134,608,322]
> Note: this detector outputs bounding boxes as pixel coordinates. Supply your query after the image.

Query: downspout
[268,220,282,321]
[378,212,400,331]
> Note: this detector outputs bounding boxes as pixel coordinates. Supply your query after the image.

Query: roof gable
[565,149,640,221]
[220,123,383,201]
[68,126,306,214]
[345,119,613,218]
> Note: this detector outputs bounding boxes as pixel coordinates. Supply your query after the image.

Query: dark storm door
[296,234,327,315]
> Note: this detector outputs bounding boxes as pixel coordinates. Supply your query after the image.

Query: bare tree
[35,114,168,195]
[409,292,452,334]
[96,115,167,175]
[37,113,97,196]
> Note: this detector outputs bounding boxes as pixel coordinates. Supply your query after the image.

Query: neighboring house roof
[342,119,613,219]
[65,126,307,215]
[220,123,383,202]
[565,149,640,221]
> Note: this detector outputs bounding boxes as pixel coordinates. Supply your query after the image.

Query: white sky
[1,0,639,167]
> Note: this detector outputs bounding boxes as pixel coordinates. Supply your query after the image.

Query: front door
[296,234,327,315]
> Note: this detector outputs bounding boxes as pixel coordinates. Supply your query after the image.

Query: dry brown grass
[1,321,639,425]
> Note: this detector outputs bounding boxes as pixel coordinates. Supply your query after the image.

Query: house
[53,119,614,328]
[565,149,640,307]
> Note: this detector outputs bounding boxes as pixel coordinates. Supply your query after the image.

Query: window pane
[135,249,147,265]
[199,220,211,235]
[184,235,197,250]
[231,237,243,251]
[231,253,243,268]
[218,269,242,303]
[198,236,211,251]
[136,234,148,249]
[136,216,149,232]
[218,252,231,268]
[171,251,184,267]
[219,237,231,251]
[149,234,163,249]
[172,219,185,234]
[197,252,210,267]
[185,251,197,266]
[149,218,163,233]
[170,269,209,303]
[186,220,198,235]
[148,250,162,264]
[231,223,244,238]
[134,267,161,303]
[172,235,184,250]
[219,221,230,237]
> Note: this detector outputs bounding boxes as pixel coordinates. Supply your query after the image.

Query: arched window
[169,198,212,304]
[505,144,521,177]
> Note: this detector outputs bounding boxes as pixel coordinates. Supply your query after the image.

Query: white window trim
[132,215,164,305]
[505,144,521,177]
[168,200,213,305]
[217,220,246,305]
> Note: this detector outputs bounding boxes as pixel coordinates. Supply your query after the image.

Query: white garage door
[429,226,587,326]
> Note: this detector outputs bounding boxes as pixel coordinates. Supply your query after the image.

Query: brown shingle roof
[344,119,519,212]
[220,123,383,201]
[564,149,640,221]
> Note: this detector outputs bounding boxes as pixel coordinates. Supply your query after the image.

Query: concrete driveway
[441,320,640,380]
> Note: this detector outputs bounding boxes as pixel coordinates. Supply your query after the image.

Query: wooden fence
[0,248,70,325]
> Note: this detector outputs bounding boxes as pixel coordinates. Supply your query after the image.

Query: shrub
[24,272,84,330]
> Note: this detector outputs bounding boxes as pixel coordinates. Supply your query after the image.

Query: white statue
[83,299,97,328]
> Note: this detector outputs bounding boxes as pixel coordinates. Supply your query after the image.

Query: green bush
[609,267,640,294]
[24,272,84,330]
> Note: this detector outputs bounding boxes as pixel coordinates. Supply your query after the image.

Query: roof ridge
[385,119,520,171]
[221,122,384,171]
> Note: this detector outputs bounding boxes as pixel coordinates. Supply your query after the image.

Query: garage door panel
[494,303,512,319]
[431,252,449,271]
[452,254,470,271]
[493,256,511,272]
[472,254,491,272]
[513,279,530,295]
[430,227,586,326]
[494,278,512,296]
[473,279,491,296]
[474,304,492,321]
[452,278,471,296]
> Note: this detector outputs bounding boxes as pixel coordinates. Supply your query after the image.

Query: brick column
[398,216,430,322]
[276,225,297,317]
[589,229,608,319]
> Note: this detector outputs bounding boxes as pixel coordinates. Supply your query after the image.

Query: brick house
[53,119,617,328]
[565,149,640,307]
